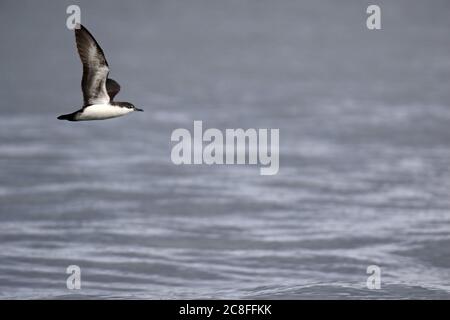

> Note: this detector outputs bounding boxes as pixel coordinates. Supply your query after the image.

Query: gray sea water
[1,0,450,299]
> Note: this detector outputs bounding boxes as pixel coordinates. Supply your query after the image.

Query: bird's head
[122,102,143,112]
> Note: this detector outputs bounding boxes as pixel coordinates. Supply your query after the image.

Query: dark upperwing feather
[106,78,121,101]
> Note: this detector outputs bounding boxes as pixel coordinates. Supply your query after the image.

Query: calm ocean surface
[1,0,450,299]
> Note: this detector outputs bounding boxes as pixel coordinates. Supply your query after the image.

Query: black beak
[134,107,144,112]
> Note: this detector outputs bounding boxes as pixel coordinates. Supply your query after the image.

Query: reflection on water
[0,0,450,299]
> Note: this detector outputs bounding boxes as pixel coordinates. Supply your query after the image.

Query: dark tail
[57,112,77,121]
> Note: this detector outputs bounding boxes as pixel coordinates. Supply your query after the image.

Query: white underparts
[76,104,134,121]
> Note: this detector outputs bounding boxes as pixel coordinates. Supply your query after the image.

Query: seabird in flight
[58,24,142,121]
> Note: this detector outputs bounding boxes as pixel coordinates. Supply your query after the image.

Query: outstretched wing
[106,78,121,101]
[75,24,110,105]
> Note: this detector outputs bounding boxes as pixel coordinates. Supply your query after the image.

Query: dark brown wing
[106,78,121,101]
[75,24,110,105]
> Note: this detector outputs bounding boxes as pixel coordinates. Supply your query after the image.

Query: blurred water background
[0,0,450,299]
